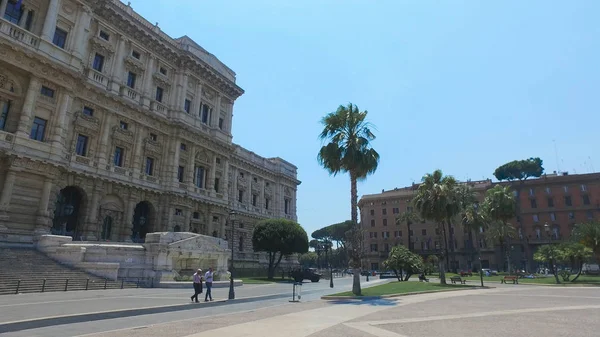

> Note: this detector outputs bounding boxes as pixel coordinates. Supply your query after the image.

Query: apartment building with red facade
[359,172,600,272]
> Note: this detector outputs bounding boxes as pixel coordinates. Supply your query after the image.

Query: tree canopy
[383,245,424,281]
[572,222,600,262]
[252,218,309,279]
[493,157,544,181]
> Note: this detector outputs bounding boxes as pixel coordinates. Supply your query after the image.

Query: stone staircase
[0,247,140,295]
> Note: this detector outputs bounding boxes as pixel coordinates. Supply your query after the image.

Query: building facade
[359,173,600,272]
[0,0,300,269]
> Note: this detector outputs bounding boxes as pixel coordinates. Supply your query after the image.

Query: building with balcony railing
[0,0,300,269]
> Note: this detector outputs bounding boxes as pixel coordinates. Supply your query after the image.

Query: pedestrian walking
[190,269,203,303]
[204,267,214,302]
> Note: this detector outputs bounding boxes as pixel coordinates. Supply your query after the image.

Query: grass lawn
[331,281,473,297]
[445,273,600,286]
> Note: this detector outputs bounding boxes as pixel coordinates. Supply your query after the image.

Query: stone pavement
[63,285,600,337]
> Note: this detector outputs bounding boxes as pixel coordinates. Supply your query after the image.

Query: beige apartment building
[359,172,600,273]
[0,0,299,269]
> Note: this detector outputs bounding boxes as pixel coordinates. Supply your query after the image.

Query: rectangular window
[119,121,128,130]
[149,133,157,141]
[0,100,11,130]
[422,229,427,236]
[370,209,375,216]
[218,117,224,130]
[145,157,154,176]
[370,244,378,252]
[383,219,387,226]
[563,186,569,193]
[547,198,554,208]
[180,143,186,151]
[265,199,270,210]
[214,178,219,193]
[568,212,575,220]
[195,167,205,188]
[565,196,572,206]
[24,10,33,31]
[284,199,290,214]
[30,117,46,141]
[583,195,590,205]
[114,147,123,167]
[530,199,537,208]
[550,212,556,221]
[533,214,539,222]
[545,187,551,194]
[75,134,88,156]
[40,86,54,98]
[92,53,104,72]
[581,184,588,192]
[127,72,136,88]
[3,1,23,24]
[193,212,199,219]
[587,211,594,220]
[159,67,167,75]
[409,229,414,236]
[184,99,191,113]
[177,166,184,183]
[370,219,375,227]
[99,30,110,41]
[82,106,94,116]
[155,87,163,102]
[529,188,535,196]
[252,194,257,207]
[238,190,243,202]
[131,50,140,59]
[201,104,210,124]
[53,27,68,49]
[382,208,387,215]
[393,207,399,214]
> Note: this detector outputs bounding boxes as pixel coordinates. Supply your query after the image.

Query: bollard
[64,279,69,291]
[42,279,46,292]
[121,279,124,289]
[15,280,20,294]
[104,279,108,290]
[85,279,89,291]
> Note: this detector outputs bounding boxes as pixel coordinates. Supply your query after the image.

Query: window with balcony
[535,228,541,239]
[82,106,94,116]
[145,157,154,176]
[237,190,243,202]
[583,195,590,205]
[4,1,23,24]
[177,166,184,183]
[52,27,68,49]
[92,53,104,72]
[218,117,224,130]
[131,50,140,59]
[565,196,572,206]
[201,104,210,124]
[99,30,110,41]
[550,212,556,221]
[530,199,537,208]
[0,100,11,130]
[23,10,33,31]
[127,72,136,88]
[75,134,88,156]
[155,87,163,103]
[159,67,167,75]
[30,117,46,141]
[552,227,559,240]
[214,178,219,193]
[40,86,54,98]
[184,99,191,113]
[195,166,205,188]
[113,147,123,167]
[547,197,554,208]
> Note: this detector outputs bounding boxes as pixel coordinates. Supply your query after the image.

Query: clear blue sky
[129,0,600,237]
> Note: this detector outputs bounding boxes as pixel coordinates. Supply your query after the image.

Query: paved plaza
[1,282,599,336]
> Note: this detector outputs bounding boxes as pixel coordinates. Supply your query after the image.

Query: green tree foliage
[252,218,309,279]
[318,103,380,296]
[533,245,561,284]
[413,169,457,284]
[383,245,425,281]
[557,242,593,282]
[572,222,600,262]
[482,185,517,272]
[395,208,420,251]
[299,252,318,268]
[493,157,544,181]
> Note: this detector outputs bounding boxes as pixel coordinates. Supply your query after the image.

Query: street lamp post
[227,211,237,300]
[544,222,560,284]
[325,240,334,288]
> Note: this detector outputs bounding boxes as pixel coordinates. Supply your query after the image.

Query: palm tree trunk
[571,260,583,282]
[442,222,450,272]
[350,172,361,296]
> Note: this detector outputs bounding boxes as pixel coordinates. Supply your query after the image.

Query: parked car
[481,268,498,276]
[291,268,322,282]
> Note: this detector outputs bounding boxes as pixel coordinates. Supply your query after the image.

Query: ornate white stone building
[0,0,300,270]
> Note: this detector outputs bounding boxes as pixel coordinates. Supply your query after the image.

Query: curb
[320,286,492,300]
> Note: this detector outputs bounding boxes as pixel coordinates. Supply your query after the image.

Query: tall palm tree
[455,184,482,269]
[318,103,380,296]
[396,206,420,251]
[413,169,457,284]
[482,185,517,272]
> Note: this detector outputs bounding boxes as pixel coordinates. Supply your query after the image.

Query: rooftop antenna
[553,139,560,173]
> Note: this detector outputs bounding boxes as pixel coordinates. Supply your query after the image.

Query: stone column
[16,76,41,138]
[259,179,265,210]
[41,0,60,42]
[186,145,195,186]
[212,94,221,127]
[51,91,72,151]
[194,82,203,116]
[35,177,54,231]
[227,102,234,135]
[207,212,214,237]
[172,138,180,183]
[209,154,217,193]
[0,170,17,221]
[248,174,253,204]
[0,1,8,18]
[179,73,189,112]
[85,187,101,241]
[19,9,31,28]
[231,166,238,201]
[97,114,113,168]
[132,128,144,173]
[122,197,135,241]
[110,36,127,93]
[223,158,229,199]
[142,56,155,108]
[184,209,192,232]
[72,5,91,59]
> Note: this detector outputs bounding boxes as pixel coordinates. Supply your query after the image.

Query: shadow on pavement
[329,298,398,306]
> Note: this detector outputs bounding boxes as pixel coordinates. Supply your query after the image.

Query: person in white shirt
[204,267,214,302]
[190,269,203,303]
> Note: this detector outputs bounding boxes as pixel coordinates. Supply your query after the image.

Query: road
[0,275,387,336]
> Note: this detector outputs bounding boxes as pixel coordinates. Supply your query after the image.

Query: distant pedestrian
[204,267,214,302]
[190,269,203,303]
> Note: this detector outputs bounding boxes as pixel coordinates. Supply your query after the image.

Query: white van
[582,264,600,275]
